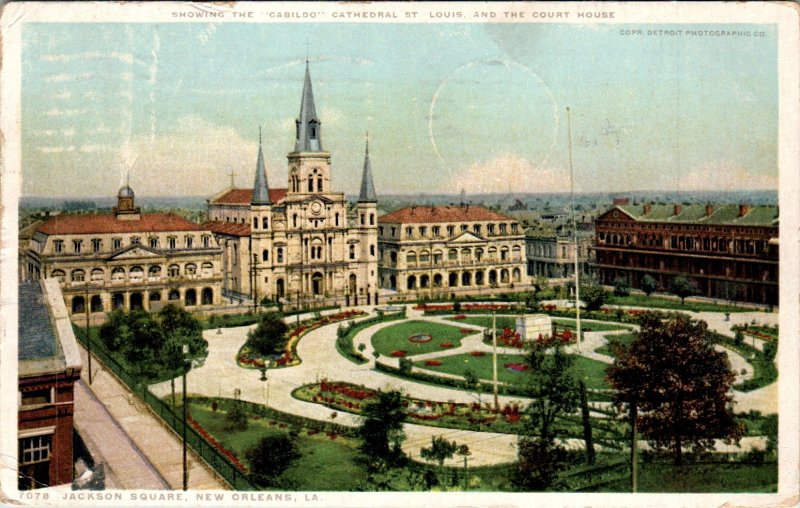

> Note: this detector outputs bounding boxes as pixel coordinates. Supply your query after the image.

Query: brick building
[378,204,527,295]
[18,279,82,490]
[592,203,779,305]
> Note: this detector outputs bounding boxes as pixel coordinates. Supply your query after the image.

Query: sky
[21,22,778,198]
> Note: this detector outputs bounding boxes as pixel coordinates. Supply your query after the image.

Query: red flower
[391,350,407,357]
[470,351,485,357]
[440,342,454,348]
[425,360,442,366]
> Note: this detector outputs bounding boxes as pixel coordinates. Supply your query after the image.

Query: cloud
[45,108,86,117]
[446,154,571,194]
[79,144,111,153]
[121,72,134,82]
[40,51,143,66]
[39,146,65,153]
[671,160,777,191]
[52,90,72,100]
[45,74,71,83]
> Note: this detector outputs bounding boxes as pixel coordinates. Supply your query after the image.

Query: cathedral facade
[205,64,379,306]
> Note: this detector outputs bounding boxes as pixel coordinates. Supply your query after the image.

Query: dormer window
[150,237,159,249]
[72,240,82,253]
[112,238,122,250]
[53,240,64,253]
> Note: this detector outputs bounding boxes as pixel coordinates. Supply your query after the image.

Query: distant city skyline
[22,22,778,198]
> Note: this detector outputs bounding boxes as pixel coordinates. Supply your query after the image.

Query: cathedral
[204,63,379,306]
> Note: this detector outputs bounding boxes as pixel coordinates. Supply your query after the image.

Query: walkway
[77,345,227,490]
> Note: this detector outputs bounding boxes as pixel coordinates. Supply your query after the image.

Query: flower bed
[187,415,247,472]
[237,309,366,370]
[439,342,454,348]
[452,314,467,320]
[390,350,407,357]
[424,360,442,367]
[470,350,486,357]
[408,333,432,343]
[505,362,529,372]
[460,328,474,334]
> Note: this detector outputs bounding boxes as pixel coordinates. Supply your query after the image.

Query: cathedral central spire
[294,62,322,152]
[252,126,271,205]
[358,132,377,203]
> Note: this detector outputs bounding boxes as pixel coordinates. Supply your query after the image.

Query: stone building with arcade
[204,63,379,306]
[592,202,779,305]
[22,186,224,322]
[377,204,528,295]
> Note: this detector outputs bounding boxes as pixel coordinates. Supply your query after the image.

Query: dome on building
[118,185,135,198]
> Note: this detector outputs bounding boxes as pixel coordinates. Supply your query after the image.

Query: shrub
[246,434,301,486]
[225,400,249,431]
[763,341,777,362]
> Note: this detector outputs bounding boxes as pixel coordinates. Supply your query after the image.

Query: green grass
[595,333,636,357]
[606,294,752,313]
[594,461,777,493]
[371,320,476,357]
[413,352,610,390]
[189,401,368,490]
[712,334,778,392]
[336,313,406,364]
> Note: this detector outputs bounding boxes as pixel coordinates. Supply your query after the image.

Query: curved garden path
[150,304,776,467]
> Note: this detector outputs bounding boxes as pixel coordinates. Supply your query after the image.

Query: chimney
[738,204,751,217]
[673,204,682,216]
[705,204,714,217]
[411,205,416,215]
[643,203,652,215]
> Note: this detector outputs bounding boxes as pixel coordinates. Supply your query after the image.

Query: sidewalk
[77,345,227,490]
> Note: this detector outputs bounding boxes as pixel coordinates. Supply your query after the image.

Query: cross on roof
[226,169,238,188]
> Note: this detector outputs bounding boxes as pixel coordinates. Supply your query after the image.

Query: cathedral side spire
[251,127,271,205]
[294,62,322,152]
[358,132,377,203]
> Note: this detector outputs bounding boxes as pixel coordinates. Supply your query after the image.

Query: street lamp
[182,344,190,491]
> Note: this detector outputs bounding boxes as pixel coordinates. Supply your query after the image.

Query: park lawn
[448,315,628,333]
[371,320,476,357]
[605,294,752,313]
[597,461,777,493]
[413,352,610,390]
[188,402,368,491]
[595,333,636,357]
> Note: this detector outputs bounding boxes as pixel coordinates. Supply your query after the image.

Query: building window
[461,224,468,232]
[369,213,375,226]
[370,245,375,257]
[112,238,122,250]
[168,264,180,277]
[500,223,507,234]
[149,237,159,249]
[111,267,125,282]
[202,262,213,277]
[71,240,82,253]
[473,224,481,235]
[293,214,298,228]
[335,213,340,226]
[390,251,397,264]
[349,245,356,260]
[202,235,210,248]
[511,224,519,234]
[277,248,284,263]
[131,236,141,245]
[419,226,427,237]
[91,238,102,252]
[168,237,176,249]
[501,248,508,261]
[19,434,51,465]
[405,227,413,238]
[391,227,396,236]
[129,266,144,282]
[361,214,366,226]
[53,240,64,253]
[379,226,384,236]
[148,266,161,279]
[253,218,258,229]
[448,249,457,261]
[262,249,269,262]
[432,226,440,237]
[407,251,417,265]
[447,226,455,236]
[262,217,268,229]
[71,269,85,283]
[20,388,52,407]
[185,236,194,249]
[51,269,66,282]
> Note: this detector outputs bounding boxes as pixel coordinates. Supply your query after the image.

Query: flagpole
[567,107,581,353]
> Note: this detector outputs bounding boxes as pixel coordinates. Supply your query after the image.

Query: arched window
[262,217,268,229]
[201,262,214,277]
[512,245,522,260]
[370,244,375,257]
[71,269,85,283]
[308,178,314,192]
[111,267,125,282]
[262,249,269,262]
[168,264,180,277]
[317,177,322,192]
[277,248,284,263]
[369,213,375,226]
[129,266,144,283]
[448,249,458,261]
[419,250,430,265]
[407,251,417,266]
[148,265,162,280]
[253,217,258,229]
[349,244,356,260]
[185,263,197,276]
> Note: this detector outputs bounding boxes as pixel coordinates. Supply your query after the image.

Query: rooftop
[201,220,251,237]
[615,204,779,226]
[37,212,204,235]
[380,205,516,225]
[210,188,287,206]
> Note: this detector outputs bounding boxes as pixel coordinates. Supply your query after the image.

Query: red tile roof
[211,188,287,205]
[379,205,516,224]
[200,221,251,237]
[37,213,204,235]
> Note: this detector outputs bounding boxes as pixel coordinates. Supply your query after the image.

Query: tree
[126,310,165,367]
[579,277,607,311]
[359,390,407,467]
[606,312,744,465]
[246,312,289,356]
[162,337,185,407]
[515,344,581,490]
[246,434,301,486]
[763,341,777,362]
[641,274,659,297]
[99,309,131,351]
[670,275,700,305]
[612,277,630,297]
[420,436,458,482]
[224,399,248,431]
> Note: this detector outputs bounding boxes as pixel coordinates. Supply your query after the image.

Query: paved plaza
[149,304,778,467]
